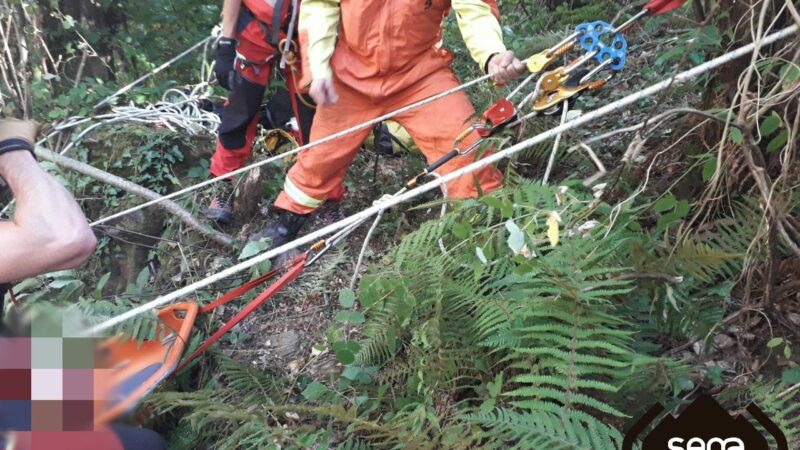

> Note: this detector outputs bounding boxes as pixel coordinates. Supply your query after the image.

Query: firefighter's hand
[488,51,526,85]
[310,78,339,106]
[214,37,238,90]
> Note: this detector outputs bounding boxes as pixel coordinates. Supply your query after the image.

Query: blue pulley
[575,20,628,71]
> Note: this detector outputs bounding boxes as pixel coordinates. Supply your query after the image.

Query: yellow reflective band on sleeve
[284,178,325,209]
[299,0,341,80]
[452,0,507,71]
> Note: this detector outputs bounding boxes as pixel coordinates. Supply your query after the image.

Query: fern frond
[465,408,622,450]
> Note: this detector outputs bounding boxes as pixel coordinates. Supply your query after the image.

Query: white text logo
[667,437,745,450]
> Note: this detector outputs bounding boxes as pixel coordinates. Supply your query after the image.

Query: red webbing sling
[284,60,309,146]
[644,0,687,15]
[177,252,308,371]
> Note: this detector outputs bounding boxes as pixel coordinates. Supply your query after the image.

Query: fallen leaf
[547,212,561,247]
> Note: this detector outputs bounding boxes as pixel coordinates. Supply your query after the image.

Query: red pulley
[477,98,518,138]
[643,0,687,15]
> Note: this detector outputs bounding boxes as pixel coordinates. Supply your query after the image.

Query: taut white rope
[542,100,570,185]
[86,24,798,335]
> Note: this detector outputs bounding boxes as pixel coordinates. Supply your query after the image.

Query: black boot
[251,209,309,250]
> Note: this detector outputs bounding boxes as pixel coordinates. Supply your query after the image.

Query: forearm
[221,0,242,38]
[0,152,96,282]
[298,0,341,79]
[452,0,507,72]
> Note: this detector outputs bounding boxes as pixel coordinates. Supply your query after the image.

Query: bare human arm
[0,121,96,283]
[220,0,242,38]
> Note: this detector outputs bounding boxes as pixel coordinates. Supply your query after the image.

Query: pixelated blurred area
[0,305,133,439]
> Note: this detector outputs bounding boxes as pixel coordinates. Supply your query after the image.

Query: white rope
[349,192,402,290]
[280,0,300,70]
[94,32,218,110]
[2,32,217,218]
[107,86,220,135]
[432,173,450,256]
[0,94,217,216]
[85,24,799,336]
[349,172,451,291]
[542,100,569,185]
[90,72,496,227]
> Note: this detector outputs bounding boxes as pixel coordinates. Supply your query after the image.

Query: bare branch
[33,146,234,249]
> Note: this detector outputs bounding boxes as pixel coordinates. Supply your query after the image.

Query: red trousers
[275,68,503,214]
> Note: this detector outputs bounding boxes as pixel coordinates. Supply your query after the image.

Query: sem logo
[623,394,788,450]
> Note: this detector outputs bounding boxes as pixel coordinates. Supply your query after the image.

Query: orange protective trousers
[274,69,503,214]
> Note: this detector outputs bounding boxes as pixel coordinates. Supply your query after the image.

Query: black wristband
[218,37,238,50]
[0,138,35,159]
[484,53,499,74]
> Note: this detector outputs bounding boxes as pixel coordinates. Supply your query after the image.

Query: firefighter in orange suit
[206,0,335,224]
[252,0,526,247]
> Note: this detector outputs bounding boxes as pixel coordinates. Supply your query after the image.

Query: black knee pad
[219,76,265,150]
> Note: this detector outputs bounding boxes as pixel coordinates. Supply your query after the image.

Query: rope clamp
[476,98,518,138]
[539,67,570,92]
[528,40,575,74]
[532,79,607,112]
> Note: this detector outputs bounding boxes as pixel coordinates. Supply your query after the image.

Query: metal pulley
[539,67,571,92]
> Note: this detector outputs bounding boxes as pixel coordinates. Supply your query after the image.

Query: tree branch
[34,145,234,248]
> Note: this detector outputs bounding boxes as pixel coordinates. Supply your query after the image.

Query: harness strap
[177,253,308,371]
[256,21,273,49]
[241,1,288,55]
[272,0,289,48]
[390,133,412,154]
[250,0,290,50]
[285,67,305,146]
